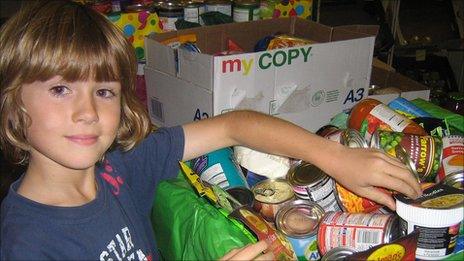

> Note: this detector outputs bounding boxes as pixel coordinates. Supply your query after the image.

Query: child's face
[20,76,121,171]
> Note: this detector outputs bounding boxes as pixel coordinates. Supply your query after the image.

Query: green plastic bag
[151,174,254,260]
[411,98,464,135]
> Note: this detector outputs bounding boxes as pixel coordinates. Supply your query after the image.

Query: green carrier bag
[151,174,255,260]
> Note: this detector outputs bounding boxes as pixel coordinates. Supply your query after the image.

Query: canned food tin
[443,171,464,190]
[205,0,232,16]
[252,179,295,222]
[370,130,443,182]
[335,182,385,213]
[275,200,325,260]
[156,1,184,32]
[321,247,356,260]
[340,129,368,148]
[232,0,259,22]
[192,147,248,190]
[287,162,341,212]
[317,211,399,255]
[182,0,205,24]
[316,125,343,142]
[436,135,464,185]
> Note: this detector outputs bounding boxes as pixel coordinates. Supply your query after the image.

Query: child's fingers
[219,247,243,260]
[254,251,275,261]
[222,241,269,260]
[360,186,396,210]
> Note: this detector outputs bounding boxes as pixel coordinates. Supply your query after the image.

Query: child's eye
[96,89,116,98]
[49,85,71,96]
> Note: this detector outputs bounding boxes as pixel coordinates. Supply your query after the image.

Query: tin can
[245,170,268,188]
[123,2,150,12]
[192,147,248,190]
[321,247,356,260]
[155,1,184,32]
[316,126,368,148]
[205,0,232,16]
[335,182,385,213]
[443,172,464,190]
[370,130,443,182]
[287,162,341,212]
[436,135,464,186]
[182,0,205,24]
[252,179,295,222]
[232,0,260,22]
[275,200,325,260]
[317,211,399,255]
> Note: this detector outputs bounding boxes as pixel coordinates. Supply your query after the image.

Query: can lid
[395,145,421,182]
[443,171,464,190]
[252,179,294,204]
[275,200,324,238]
[287,162,328,187]
[321,247,356,260]
[395,184,464,226]
[340,129,368,148]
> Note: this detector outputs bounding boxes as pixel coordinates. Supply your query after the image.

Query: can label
[335,183,383,213]
[233,5,260,22]
[205,4,232,16]
[318,212,394,255]
[360,103,412,140]
[436,135,464,183]
[184,5,205,24]
[374,131,442,181]
[192,147,248,190]
[286,236,319,260]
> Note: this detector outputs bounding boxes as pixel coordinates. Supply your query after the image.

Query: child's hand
[220,241,274,261]
[324,146,423,211]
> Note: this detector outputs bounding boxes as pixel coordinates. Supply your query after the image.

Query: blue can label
[287,235,320,260]
[192,147,248,189]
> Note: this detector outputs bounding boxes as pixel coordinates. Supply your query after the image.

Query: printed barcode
[150,97,164,122]
[356,230,381,245]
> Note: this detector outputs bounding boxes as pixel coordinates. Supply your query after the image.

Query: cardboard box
[145,17,377,131]
[368,66,430,104]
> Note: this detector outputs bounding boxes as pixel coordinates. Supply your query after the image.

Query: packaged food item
[191,147,248,190]
[155,1,184,32]
[205,0,232,16]
[395,183,464,260]
[230,206,297,260]
[234,146,290,180]
[182,0,206,25]
[388,97,432,118]
[370,130,443,182]
[321,247,356,260]
[317,211,400,255]
[316,126,368,148]
[232,0,260,22]
[348,98,427,140]
[335,182,386,213]
[287,162,341,212]
[275,200,325,260]
[436,135,464,188]
[252,179,295,222]
[345,230,420,261]
[267,35,316,50]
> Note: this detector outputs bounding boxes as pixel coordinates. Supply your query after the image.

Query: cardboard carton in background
[145,18,378,131]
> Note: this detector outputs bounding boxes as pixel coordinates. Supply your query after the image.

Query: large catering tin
[275,200,325,260]
[252,179,295,222]
[287,162,341,212]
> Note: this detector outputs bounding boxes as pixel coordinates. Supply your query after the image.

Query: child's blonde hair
[0,0,152,164]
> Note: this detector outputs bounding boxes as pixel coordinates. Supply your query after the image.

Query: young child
[0,1,422,260]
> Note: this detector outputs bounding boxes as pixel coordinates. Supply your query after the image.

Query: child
[0,1,421,260]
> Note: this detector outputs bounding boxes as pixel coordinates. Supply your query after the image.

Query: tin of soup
[436,135,464,185]
[287,162,341,212]
[275,200,325,260]
[370,130,443,182]
[252,179,295,222]
[317,211,399,255]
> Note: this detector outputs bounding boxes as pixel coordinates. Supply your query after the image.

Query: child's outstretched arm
[182,110,422,210]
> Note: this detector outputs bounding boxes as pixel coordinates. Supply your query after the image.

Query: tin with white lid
[395,183,464,260]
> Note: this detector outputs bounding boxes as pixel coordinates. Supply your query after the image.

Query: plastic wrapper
[151,173,254,260]
[411,98,464,135]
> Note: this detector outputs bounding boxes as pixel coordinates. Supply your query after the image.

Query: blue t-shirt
[0,126,184,260]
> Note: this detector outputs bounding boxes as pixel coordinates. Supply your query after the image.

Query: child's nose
[73,96,99,124]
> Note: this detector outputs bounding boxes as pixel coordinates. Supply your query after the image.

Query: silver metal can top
[321,247,357,260]
[287,162,329,187]
[340,128,368,148]
[252,179,294,204]
[275,200,324,238]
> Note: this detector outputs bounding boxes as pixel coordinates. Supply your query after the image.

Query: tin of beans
[370,130,443,182]
[317,211,399,255]
[275,200,325,260]
[252,179,295,222]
